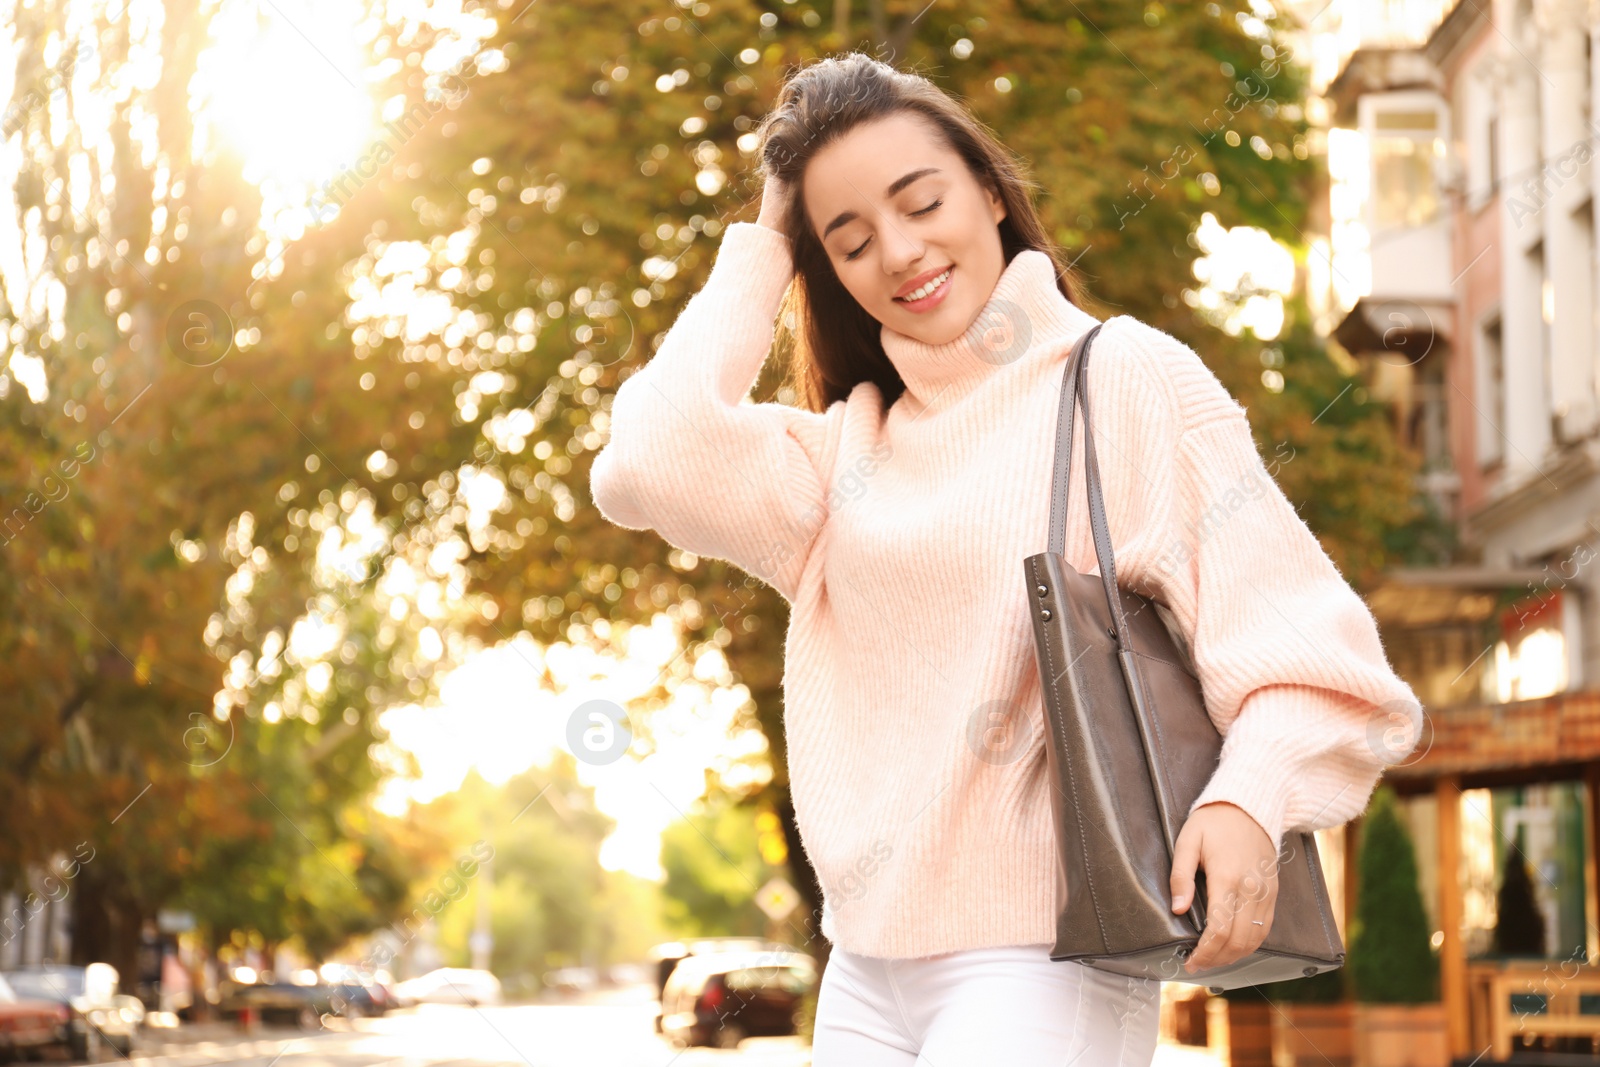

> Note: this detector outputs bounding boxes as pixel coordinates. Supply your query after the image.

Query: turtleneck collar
[879,249,1099,413]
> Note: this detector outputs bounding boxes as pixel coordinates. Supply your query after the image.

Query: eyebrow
[820,167,944,241]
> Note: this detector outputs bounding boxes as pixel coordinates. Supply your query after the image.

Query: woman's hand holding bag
[1170,800,1281,973]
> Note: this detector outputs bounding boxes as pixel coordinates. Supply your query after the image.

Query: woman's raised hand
[755,173,791,233]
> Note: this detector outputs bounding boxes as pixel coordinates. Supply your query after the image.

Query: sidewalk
[133,1017,358,1056]
[1153,1039,1222,1066]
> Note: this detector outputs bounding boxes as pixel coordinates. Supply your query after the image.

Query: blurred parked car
[0,972,70,1060]
[648,938,795,1030]
[319,964,393,1017]
[658,950,817,1050]
[392,968,502,1006]
[541,966,597,996]
[217,976,345,1030]
[603,962,653,987]
[1,962,138,1058]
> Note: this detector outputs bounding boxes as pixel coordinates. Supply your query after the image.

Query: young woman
[591,53,1419,1066]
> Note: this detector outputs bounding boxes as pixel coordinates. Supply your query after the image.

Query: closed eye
[843,199,944,262]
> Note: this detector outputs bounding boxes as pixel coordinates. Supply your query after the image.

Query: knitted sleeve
[1108,316,1423,854]
[589,221,845,602]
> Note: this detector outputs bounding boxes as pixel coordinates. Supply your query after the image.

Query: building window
[1533,240,1554,440]
[1452,783,1591,963]
[1489,627,1567,700]
[1476,314,1505,467]
[1568,198,1598,444]
[1464,60,1497,205]
[1586,32,1594,125]
[1371,108,1442,229]
[1415,356,1451,472]
[1486,115,1498,195]
[1481,588,1572,702]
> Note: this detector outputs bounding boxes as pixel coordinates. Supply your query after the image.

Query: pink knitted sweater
[590,220,1421,960]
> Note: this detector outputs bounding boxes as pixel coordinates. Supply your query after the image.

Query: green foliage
[417,763,668,988]
[659,791,776,937]
[1349,786,1438,1003]
[1243,295,1433,591]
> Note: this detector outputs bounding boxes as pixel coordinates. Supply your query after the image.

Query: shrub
[1348,784,1438,1003]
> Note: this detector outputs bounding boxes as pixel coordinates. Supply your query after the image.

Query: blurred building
[1298,0,1600,1055]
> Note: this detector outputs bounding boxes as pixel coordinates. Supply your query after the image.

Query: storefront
[1381,686,1600,1057]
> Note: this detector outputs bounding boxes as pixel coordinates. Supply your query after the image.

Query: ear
[986,182,1008,226]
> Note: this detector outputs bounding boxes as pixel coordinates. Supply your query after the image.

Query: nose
[879,218,925,278]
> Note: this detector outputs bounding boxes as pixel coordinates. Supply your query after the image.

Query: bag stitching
[1030,554,1110,955]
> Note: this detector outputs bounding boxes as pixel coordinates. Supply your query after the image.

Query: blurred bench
[1467,959,1600,1059]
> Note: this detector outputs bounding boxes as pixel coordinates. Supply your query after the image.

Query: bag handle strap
[1046,323,1133,648]
[1050,330,1215,933]
[1045,325,1094,558]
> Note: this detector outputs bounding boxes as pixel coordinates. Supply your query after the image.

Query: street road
[119,984,1221,1066]
[124,984,810,1067]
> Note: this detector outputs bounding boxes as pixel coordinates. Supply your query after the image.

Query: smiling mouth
[894,266,954,302]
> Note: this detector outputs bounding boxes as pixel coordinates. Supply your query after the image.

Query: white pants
[810,941,1161,1066]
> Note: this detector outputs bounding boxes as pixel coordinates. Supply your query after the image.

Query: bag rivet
[1302,966,1317,977]
[1037,584,1048,597]
[1040,608,1053,621]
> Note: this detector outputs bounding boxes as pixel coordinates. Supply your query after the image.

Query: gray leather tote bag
[1023,323,1346,992]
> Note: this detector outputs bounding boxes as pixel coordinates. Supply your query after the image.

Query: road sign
[755,877,799,921]
[157,909,195,933]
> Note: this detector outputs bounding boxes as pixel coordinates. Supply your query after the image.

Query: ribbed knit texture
[590,221,1422,960]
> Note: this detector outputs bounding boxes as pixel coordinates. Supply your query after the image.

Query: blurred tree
[416,763,651,989]
[1233,294,1440,586]
[659,792,774,938]
[1349,784,1438,1003]
[0,0,491,979]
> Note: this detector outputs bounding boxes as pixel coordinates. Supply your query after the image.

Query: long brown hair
[755,51,1091,412]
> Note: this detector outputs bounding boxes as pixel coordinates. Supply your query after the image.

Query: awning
[1332,296,1454,361]
[1366,565,1548,627]
[1387,687,1600,788]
